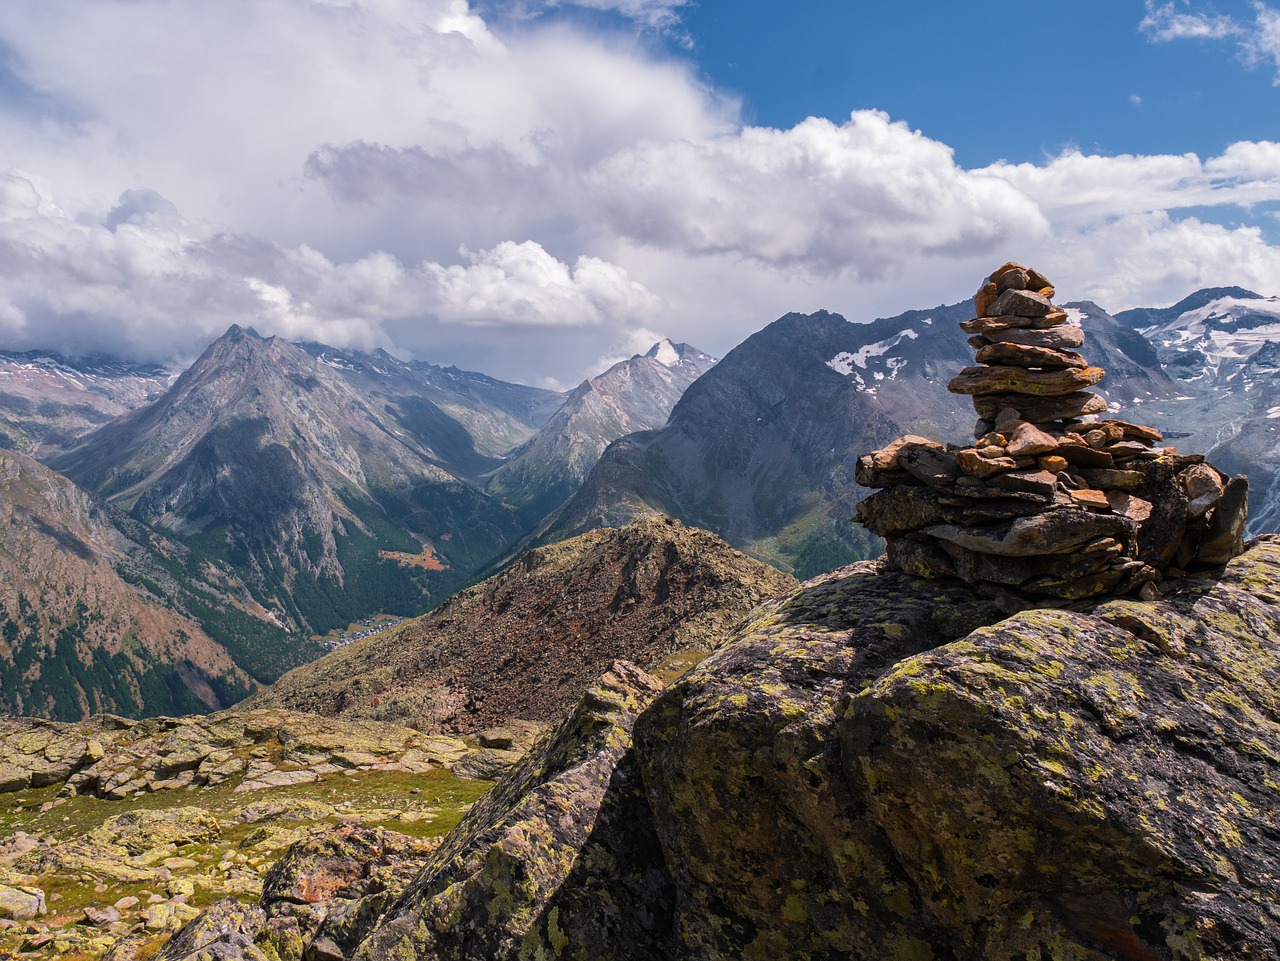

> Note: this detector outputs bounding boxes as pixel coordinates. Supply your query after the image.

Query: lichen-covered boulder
[634,539,1280,959]
[635,561,1003,961]
[92,806,221,855]
[260,823,436,956]
[351,661,674,961]
[154,898,268,961]
[0,883,45,920]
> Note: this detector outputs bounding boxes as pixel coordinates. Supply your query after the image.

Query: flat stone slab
[977,325,1085,350]
[898,446,960,487]
[1078,468,1144,491]
[234,769,319,793]
[938,537,1121,587]
[867,434,943,470]
[973,391,1108,422]
[975,341,1087,370]
[923,509,1134,557]
[949,365,1106,398]
[955,449,1017,479]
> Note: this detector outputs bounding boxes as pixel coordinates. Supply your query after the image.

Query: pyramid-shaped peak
[643,339,717,370]
[221,323,267,341]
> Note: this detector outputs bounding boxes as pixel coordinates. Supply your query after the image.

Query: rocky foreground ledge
[0,710,538,958]
[161,537,1280,960]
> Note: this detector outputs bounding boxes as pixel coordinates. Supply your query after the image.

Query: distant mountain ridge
[297,341,565,466]
[1112,287,1280,532]
[49,326,528,637]
[486,339,717,522]
[539,297,1180,578]
[0,326,723,719]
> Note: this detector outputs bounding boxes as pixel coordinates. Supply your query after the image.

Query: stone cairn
[855,261,1249,612]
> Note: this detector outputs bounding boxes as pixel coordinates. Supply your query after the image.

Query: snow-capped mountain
[1116,288,1280,534]
[646,338,716,371]
[1117,287,1280,388]
[0,350,174,456]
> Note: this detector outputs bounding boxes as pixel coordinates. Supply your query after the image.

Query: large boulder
[154,898,268,961]
[343,538,1280,960]
[261,823,436,958]
[0,883,45,921]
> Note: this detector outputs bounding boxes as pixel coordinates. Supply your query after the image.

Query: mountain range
[0,330,718,718]
[0,349,173,457]
[3,281,1280,720]
[48,325,533,639]
[536,293,1197,578]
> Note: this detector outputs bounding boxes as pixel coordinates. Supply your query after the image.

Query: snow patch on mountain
[827,329,920,379]
[1136,294,1280,384]
[650,339,681,367]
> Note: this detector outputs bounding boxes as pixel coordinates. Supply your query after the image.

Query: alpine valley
[2,284,1280,723]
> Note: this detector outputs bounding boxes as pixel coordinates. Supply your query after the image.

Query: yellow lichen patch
[781,893,809,923]
[891,934,936,961]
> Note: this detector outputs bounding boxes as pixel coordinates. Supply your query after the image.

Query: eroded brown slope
[0,450,253,719]
[243,517,795,733]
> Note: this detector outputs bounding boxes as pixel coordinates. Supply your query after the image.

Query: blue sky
[674,1,1278,167]
[0,0,1277,385]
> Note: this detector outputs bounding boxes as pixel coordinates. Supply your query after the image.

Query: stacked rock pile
[855,261,1249,611]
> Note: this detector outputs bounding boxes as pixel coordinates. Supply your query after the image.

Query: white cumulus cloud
[588,111,1048,276]
[427,241,662,326]
[0,0,1278,384]
[1142,1,1280,83]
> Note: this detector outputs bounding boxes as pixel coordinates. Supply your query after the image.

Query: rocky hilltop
[244,517,794,734]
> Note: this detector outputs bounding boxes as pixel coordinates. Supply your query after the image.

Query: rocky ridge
[243,517,795,734]
[857,262,1248,611]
